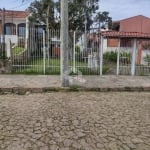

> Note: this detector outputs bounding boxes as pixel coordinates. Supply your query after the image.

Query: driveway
[0,92,150,150]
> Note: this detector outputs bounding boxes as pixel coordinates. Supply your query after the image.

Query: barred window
[18,23,26,37]
[4,23,16,35]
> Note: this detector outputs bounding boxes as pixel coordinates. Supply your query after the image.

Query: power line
[8,0,33,10]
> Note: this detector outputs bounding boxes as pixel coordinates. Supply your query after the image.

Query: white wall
[141,50,150,65]
[5,35,18,44]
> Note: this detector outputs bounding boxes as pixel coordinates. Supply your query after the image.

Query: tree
[27,0,56,28]
[58,0,99,31]
[95,11,112,29]
[27,0,100,30]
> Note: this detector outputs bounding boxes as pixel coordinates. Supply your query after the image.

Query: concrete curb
[0,86,150,94]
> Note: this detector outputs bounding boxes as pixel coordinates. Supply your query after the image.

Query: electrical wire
[7,0,33,10]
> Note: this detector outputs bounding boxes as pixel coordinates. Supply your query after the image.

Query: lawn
[12,46,25,55]
[13,58,107,75]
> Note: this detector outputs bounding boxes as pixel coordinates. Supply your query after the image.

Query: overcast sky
[0,0,150,21]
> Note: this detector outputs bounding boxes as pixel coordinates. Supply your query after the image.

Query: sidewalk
[0,75,149,93]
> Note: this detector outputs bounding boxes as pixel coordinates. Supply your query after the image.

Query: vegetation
[103,51,117,62]
[144,54,150,65]
[0,51,7,59]
[95,11,112,29]
[0,44,7,59]
[12,57,109,75]
[12,46,25,55]
[120,51,131,64]
[27,0,113,31]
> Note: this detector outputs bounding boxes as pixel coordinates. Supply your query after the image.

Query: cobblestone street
[0,92,150,150]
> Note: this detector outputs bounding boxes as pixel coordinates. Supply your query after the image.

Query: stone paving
[0,92,150,150]
[0,75,149,89]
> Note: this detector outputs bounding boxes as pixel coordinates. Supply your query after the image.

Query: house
[102,15,150,64]
[106,15,150,48]
[0,10,29,57]
[0,9,29,48]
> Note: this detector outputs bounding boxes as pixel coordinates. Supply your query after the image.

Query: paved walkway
[0,75,149,90]
[0,92,150,150]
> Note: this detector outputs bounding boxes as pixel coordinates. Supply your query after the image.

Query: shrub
[75,45,80,53]
[120,52,131,64]
[103,51,117,62]
[0,51,7,59]
[144,54,150,65]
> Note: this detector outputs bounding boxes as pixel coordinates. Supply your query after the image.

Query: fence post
[43,30,46,75]
[131,38,137,76]
[73,31,76,72]
[2,8,5,55]
[117,38,120,75]
[25,15,29,51]
[100,35,103,76]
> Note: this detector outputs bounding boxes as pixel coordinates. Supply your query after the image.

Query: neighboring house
[106,15,150,49]
[0,10,29,43]
[0,9,29,46]
[101,15,150,64]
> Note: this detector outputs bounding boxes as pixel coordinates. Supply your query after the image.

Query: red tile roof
[0,10,29,18]
[101,31,150,39]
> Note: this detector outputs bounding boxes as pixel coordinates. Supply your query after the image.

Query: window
[18,23,26,37]
[120,39,133,47]
[4,23,16,35]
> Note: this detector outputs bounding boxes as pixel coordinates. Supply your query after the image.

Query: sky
[0,0,150,21]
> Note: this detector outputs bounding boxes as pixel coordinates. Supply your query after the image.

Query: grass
[12,57,149,76]
[13,58,109,75]
[12,46,25,55]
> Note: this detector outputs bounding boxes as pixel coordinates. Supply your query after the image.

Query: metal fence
[10,27,101,75]
[118,39,150,76]
[1,26,150,76]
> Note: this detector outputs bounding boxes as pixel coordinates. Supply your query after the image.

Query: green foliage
[12,46,24,55]
[0,51,7,59]
[0,44,7,59]
[75,52,85,62]
[103,51,117,62]
[12,57,108,75]
[28,0,100,30]
[144,54,150,65]
[95,11,112,29]
[102,65,109,74]
[67,0,99,30]
[75,45,80,53]
[120,52,131,64]
[28,0,56,28]
[120,51,131,58]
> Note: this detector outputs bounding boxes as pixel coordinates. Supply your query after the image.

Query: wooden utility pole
[60,0,69,87]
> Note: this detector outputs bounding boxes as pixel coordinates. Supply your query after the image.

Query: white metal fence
[1,26,150,76]
[10,27,101,75]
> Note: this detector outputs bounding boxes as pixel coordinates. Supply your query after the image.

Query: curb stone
[0,86,149,94]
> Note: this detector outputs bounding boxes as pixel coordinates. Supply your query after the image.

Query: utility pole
[60,0,69,87]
